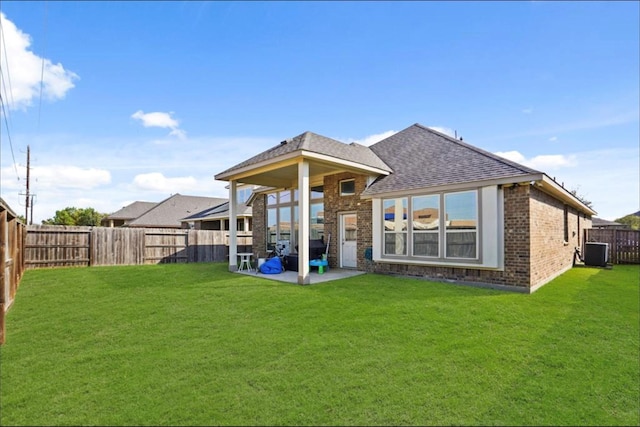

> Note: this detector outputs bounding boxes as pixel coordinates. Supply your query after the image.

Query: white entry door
[340,213,358,268]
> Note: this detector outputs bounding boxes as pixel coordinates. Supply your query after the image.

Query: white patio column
[297,160,310,285]
[229,180,238,271]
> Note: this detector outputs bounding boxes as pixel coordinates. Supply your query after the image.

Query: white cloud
[494,150,577,170]
[493,148,639,220]
[0,12,78,110]
[131,110,187,139]
[427,126,456,138]
[548,136,558,141]
[522,108,533,114]
[132,172,198,193]
[131,110,179,129]
[494,150,526,164]
[34,165,111,189]
[348,130,398,146]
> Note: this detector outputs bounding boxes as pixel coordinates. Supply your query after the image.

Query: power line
[0,12,19,180]
[0,93,19,180]
[0,13,16,122]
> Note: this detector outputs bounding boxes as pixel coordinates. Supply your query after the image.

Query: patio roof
[214,131,391,187]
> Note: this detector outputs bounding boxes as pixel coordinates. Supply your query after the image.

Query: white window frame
[443,190,478,260]
[383,197,408,256]
[373,186,503,270]
[266,188,325,252]
[340,179,356,196]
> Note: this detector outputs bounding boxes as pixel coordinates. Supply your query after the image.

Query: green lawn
[1,263,638,426]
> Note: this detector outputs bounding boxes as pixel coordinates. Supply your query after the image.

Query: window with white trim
[340,179,356,196]
[382,189,478,260]
[412,194,440,257]
[444,191,477,259]
[383,198,407,255]
[266,188,324,252]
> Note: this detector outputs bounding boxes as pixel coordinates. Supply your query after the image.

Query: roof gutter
[533,174,597,216]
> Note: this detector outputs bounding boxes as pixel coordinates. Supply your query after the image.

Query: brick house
[215,123,595,292]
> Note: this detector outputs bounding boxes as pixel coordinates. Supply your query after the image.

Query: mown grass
[1,263,638,426]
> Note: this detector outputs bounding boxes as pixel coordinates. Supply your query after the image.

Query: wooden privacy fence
[1,199,26,345]
[584,228,640,264]
[26,225,252,269]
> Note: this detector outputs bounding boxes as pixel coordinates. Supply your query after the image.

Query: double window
[383,190,478,260]
[266,187,324,252]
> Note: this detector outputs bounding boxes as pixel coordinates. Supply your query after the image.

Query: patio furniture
[237,252,254,272]
[309,258,329,274]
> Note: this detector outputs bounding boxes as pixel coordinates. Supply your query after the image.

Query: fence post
[186,230,190,263]
[612,228,617,264]
[89,228,94,266]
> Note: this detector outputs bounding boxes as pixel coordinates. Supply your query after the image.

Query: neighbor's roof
[104,201,158,220]
[181,202,252,222]
[592,217,625,227]
[362,123,543,196]
[215,131,392,179]
[126,194,227,228]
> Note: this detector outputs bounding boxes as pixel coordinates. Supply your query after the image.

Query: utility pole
[30,195,35,225]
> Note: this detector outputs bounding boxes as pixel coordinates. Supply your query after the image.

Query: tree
[569,186,593,209]
[615,214,640,230]
[42,207,107,226]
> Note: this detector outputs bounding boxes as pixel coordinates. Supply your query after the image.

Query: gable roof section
[126,194,227,228]
[362,123,543,197]
[215,131,391,180]
[592,217,625,227]
[104,201,158,220]
[181,202,252,222]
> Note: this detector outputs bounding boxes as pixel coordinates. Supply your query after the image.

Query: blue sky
[0,1,638,223]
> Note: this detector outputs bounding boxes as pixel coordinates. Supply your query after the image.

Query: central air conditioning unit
[584,242,609,267]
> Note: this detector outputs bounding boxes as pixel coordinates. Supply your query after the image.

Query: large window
[266,187,324,252]
[383,190,478,260]
[444,191,477,258]
[412,195,440,257]
[383,198,408,255]
[237,186,253,204]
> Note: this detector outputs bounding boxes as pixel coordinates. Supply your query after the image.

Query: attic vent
[280,139,288,145]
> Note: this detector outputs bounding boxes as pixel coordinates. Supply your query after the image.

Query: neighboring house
[125,194,227,229]
[180,183,255,231]
[215,123,595,292]
[181,201,252,232]
[592,217,629,229]
[101,201,158,227]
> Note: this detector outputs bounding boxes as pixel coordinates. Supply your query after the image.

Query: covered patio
[214,132,391,285]
[236,267,366,284]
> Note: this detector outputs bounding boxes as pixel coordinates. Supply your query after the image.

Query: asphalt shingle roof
[215,131,391,178]
[181,202,252,221]
[127,194,227,228]
[105,201,157,220]
[362,123,542,196]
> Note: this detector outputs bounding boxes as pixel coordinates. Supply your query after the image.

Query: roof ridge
[412,123,541,175]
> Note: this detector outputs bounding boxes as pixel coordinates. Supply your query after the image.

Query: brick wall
[528,186,582,289]
[502,184,532,288]
[365,184,533,289]
[248,175,588,292]
[323,173,371,268]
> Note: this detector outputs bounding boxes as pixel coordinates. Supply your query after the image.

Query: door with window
[340,213,358,268]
